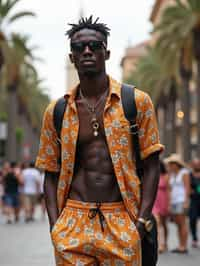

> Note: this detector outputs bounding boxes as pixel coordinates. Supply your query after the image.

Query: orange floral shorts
[51,199,141,265]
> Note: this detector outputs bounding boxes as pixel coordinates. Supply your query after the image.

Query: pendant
[91,117,99,137]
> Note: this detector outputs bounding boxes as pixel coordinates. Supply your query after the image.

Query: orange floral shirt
[36,76,164,220]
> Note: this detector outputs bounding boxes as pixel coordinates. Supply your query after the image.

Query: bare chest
[76,100,106,144]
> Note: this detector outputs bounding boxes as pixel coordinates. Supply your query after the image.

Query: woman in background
[153,161,170,253]
[165,154,190,254]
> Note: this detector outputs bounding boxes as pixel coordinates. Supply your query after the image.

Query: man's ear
[105,50,110,60]
[69,53,74,63]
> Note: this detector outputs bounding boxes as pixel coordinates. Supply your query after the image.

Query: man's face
[69,28,110,77]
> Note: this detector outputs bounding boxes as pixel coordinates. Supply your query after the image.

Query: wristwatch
[138,217,153,232]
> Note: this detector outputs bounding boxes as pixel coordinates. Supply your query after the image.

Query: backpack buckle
[129,123,138,135]
[56,138,61,144]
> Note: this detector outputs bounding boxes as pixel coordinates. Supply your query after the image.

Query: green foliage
[125,46,173,104]
[15,126,23,143]
[0,111,7,121]
[0,0,50,133]
[125,0,200,107]
[154,0,200,72]
[0,0,35,28]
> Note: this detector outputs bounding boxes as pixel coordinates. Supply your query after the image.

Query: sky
[8,0,155,99]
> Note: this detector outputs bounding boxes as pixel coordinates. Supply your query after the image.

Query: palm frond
[8,11,36,24]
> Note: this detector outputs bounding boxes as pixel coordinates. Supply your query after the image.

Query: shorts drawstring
[88,203,105,232]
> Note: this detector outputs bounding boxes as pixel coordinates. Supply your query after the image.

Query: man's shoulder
[109,77,153,109]
[134,88,151,102]
[134,88,154,112]
[42,99,63,121]
[45,100,58,113]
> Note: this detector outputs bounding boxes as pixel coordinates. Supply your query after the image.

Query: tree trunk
[0,48,4,72]
[196,60,200,157]
[193,28,200,157]
[162,101,170,156]
[6,84,18,161]
[169,81,177,153]
[180,66,192,162]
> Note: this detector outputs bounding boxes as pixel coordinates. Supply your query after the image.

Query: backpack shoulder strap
[53,97,68,140]
[121,83,137,123]
[121,83,144,180]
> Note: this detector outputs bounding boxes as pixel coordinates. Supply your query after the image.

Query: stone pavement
[0,210,199,266]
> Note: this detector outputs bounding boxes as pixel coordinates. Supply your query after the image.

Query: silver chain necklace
[79,88,108,137]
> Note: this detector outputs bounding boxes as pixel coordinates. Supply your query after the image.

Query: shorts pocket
[51,208,66,238]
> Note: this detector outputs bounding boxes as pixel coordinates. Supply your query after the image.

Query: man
[36,16,163,266]
[22,162,40,222]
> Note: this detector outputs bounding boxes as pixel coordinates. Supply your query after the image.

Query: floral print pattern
[51,200,141,265]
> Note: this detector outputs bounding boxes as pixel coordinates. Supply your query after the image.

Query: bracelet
[137,217,153,232]
[138,217,146,225]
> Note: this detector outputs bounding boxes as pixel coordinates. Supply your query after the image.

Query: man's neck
[78,72,109,98]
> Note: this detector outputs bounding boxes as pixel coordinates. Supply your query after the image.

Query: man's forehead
[71,28,105,41]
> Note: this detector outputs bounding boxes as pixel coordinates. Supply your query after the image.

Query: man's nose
[83,45,92,54]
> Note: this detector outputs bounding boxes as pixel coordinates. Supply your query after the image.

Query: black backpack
[53,83,158,266]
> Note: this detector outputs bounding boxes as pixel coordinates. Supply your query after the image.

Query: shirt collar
[64,75,121,104]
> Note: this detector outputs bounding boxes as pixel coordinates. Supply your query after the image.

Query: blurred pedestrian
[189,158,200,248]
[22,162,40,222]
[0,163,4,213]
[165,154,190,254]
[0,161,11,214]
[2,162,23,223]
[13,162,24,222]
[153,161,170,253]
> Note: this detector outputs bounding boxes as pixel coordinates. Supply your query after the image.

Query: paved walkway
[0,210,199,266]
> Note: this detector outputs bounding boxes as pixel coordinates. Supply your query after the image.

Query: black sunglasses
[70,40,106,53]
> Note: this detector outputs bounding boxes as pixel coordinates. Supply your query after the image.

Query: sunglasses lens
[71,41,105,53]
[88,41,103,51]
[71,42,84,52]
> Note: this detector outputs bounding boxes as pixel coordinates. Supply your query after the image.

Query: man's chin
[83,70,99,78]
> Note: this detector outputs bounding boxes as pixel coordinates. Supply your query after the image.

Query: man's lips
[81,59,96,65]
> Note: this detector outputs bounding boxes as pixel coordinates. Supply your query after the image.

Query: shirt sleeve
[35,101,60,172]
[135,89,164,159]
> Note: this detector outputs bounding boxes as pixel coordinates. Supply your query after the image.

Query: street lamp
[177,110,184,119]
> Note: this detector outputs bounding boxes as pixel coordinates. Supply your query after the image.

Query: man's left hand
[136,221,146,240]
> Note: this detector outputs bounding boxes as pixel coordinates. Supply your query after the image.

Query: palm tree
[17,68,49,160]
[0,1,35,161]
[154,0,200,160]
[0,34,49,160]
[125,46,178,155]
[19,64,49,129]
[0,0,35,72]
[3,33,37,161]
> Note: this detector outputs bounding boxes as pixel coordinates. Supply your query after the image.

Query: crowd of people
[0,161,45,224]
[153,154,200,254]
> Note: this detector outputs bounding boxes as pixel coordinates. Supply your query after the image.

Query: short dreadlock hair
[66,16,110,43]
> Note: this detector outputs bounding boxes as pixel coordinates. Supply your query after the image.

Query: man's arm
[136,151,160,238]
[44,171,59,232]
